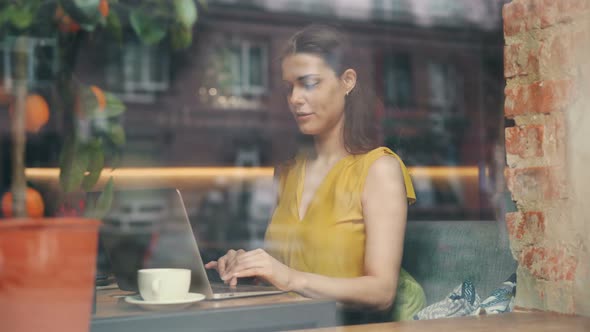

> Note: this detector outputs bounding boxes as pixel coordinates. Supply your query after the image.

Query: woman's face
[281,53,349,137]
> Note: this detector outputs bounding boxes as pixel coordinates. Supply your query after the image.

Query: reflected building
[0,0,509,220]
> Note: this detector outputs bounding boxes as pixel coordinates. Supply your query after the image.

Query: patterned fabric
[472,273,516,315]
[414,274,517,320]
[413,280,481,320]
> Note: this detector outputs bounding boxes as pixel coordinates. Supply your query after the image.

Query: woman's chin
[298,127,318,136]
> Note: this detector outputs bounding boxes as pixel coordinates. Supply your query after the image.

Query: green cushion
[392,268,427,321]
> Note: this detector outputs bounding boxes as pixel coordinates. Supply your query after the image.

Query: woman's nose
[288,87,304,105]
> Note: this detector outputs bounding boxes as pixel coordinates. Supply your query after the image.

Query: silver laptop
[96,188,283,300]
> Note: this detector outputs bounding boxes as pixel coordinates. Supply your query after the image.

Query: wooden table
[91,287,338,332]
[292,311,590,332]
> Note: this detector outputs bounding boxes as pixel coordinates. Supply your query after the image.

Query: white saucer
[124,293,206,311]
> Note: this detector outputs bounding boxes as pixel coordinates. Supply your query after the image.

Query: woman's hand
[205,249,245,287]
[205,248,296,291]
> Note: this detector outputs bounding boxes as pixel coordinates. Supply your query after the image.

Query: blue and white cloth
[413,274,516,320]
[413,280,481,320]
[473,273,516,315]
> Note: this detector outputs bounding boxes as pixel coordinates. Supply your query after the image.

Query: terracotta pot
[0,218,101,332]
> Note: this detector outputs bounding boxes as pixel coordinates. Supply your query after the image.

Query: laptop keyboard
[211,283,278,294]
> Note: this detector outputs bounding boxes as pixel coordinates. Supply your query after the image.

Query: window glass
[200,36,268,109]
[0,2,516,328]
[384,54,413,108]
[106,42,170,102]
[428,61,462,110]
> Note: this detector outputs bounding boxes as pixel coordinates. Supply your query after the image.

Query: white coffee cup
[137,268,191,301]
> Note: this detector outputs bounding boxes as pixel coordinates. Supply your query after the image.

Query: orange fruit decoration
[9,94,50,133]
[55,6,81,33]
[1,187,45,218]
[90,85,106,111]
[99,0,109,17]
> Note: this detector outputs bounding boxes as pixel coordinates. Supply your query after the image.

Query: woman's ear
[341,69,357,95]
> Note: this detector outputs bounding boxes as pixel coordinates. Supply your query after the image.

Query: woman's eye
[303,81,318,90]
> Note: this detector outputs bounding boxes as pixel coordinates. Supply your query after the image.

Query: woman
[205,24,425,322]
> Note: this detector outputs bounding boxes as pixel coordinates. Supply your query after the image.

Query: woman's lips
[295,113,313,121]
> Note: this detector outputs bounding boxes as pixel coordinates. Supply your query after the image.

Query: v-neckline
[295,154,353,222]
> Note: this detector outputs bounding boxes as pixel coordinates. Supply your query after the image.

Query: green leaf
[80,85,99,117]
[59,138,91,192]
[60,0,101,31]
[93,177,114,219]
[83,195,97,218]
[173,0,197,28]
[170,23,192,50]
[103,91,126,117]
[6,5,34,30]
[106,9,122,42]
[107,148,123,169]
[108,123,125,147]
[0,10,7,27]
[59,136,76,192]
[130,9,167,45]
[81,141,104,191]
[81,86,125,119]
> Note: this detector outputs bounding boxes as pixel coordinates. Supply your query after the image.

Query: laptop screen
[91,188,211,292]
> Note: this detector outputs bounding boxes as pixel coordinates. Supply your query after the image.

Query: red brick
[505,125,544,158]
[520,246,578,281]
[504,0,589,34]
[504,44,521,78]
[503,1,527,36]
[503,35,582,81]
[528,0,558,29]
[522,0,589,30]
[503,0,560,32]
[504,80,574,118]
[506,211,545,241]
[506,212,519,238]
[505,166,567,201]
[504,43,540,78]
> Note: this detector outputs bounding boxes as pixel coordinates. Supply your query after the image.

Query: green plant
[1,0,206,218]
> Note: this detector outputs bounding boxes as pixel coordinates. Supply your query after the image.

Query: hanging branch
[10,37,29,218]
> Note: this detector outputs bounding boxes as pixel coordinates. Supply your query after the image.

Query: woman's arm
[216,156,408,310]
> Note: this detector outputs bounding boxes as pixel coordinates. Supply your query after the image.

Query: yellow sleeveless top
[264,147,425,321]
[265,147,416,277]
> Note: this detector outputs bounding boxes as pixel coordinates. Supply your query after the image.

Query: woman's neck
[311,122,349,164]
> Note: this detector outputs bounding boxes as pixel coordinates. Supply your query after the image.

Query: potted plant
[0,1,203,331]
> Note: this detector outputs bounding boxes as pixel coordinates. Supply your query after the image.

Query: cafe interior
[0,0,589,331]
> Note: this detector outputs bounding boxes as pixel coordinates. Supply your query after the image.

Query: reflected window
[106,42,170,103]
[372,0,412,21]
[199,36,268,109]
[428,0,466,23]
[427,61,462,111]
[1,37,58,91]
[384,53,413,108]
[231,40,267,96]
[284,0,335,16]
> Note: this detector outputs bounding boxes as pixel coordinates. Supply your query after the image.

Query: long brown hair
[281,24,379,155]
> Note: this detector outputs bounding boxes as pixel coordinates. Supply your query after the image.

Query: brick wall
[503,0,590,315]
